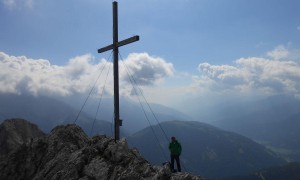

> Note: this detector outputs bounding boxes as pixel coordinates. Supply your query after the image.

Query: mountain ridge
[0,93,115,137]
[128,120,286,179]
[208,95,300,162]
[0,118,45,157]
[0,119,203,180]
[0,93,191,135]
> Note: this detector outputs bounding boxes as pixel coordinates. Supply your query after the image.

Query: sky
[1,0,300,109]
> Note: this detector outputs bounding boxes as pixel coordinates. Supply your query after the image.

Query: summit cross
[97,1,139,141]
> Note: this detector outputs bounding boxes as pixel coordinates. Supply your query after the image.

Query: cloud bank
[0,52,102,96]
[196,54,300,97]
[1,45,300,105]
[0,52,174,97]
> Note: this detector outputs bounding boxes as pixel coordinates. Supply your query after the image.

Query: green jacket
[169,140,182,156]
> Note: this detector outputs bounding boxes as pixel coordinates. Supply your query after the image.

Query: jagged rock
[0,121,203,180]
[0,118,45,157]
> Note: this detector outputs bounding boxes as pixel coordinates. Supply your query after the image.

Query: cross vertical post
[113,1,120,142]
[97,1,139,141]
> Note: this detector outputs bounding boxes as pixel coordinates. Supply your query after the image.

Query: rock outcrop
[0,118,45,157]
[0,120,203,180]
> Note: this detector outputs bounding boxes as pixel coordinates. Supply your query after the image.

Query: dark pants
[170,154,181,172]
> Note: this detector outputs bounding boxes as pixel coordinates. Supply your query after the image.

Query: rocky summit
[0,119,203,180]
[0,118,45,157]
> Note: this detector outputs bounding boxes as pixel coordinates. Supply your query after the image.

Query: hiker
[169,136,182,172]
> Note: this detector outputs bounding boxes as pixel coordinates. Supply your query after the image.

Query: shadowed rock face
[0,118,45,157]
[0,120,203,180]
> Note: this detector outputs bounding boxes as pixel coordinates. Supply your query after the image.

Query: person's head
[171,136,176,142]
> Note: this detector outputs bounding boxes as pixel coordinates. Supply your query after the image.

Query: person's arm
[178,143,182,155]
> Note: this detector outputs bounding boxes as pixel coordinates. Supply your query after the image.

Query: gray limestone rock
[0,118,45,157]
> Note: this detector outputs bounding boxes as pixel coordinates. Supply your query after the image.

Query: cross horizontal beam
[98,35,139,53]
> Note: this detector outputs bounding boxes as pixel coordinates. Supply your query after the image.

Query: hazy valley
[1,93,300,179]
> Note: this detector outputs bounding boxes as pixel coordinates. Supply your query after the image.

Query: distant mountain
[222,162,300,180]
[0,118,45,157]
[0,93,190,136]
[127,120,286,179]
[144,102,193,121]
[0,93,113,137]
[62,94,191,134]
[0,120,203,180]
[208,95,300,162]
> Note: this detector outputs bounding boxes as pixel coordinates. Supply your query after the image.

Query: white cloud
[0,52,174,98]
[0,52,111,96]
[196,57,300,96]
[267,45,289,60]
[120,53,174,86]
[1,47,300,107]
[297,26,300,31]
[1,0,34,9]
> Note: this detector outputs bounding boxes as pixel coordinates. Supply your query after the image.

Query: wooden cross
[98,1,139,141]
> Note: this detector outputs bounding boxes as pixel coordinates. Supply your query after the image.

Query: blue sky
[1,0,300,108]
[1,0,300,67]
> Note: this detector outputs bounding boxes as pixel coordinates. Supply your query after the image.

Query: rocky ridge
[0,119,203,180]
[0,118,45,157]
